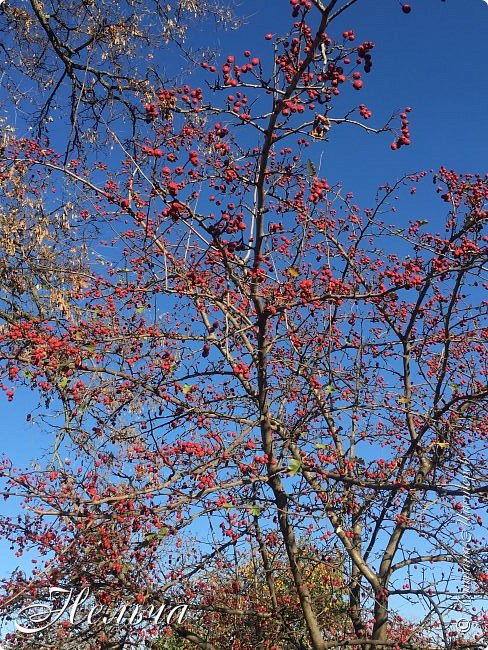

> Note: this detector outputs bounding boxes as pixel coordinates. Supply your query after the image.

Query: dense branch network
[0,1,487,650]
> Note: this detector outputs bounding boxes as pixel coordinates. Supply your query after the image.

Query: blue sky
[228,0,488,192]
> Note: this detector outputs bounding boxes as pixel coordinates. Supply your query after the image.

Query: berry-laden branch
[0,1,486,650]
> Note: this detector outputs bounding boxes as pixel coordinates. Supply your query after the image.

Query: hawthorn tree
[1,1,487,649]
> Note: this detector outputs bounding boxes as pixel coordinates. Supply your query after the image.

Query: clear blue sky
[212,0,488,195]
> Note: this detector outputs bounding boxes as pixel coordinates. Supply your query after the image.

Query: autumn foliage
[0,1,487,649]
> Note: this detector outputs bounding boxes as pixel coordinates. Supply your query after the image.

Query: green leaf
[287,458,303,476]
[136,305,146,314]
[57,376,69,390]
[182,383,192,395]
[315,443,327,449]
[324,384,335,395]
[143,533,158,545]
[249,505,261,517]
[22,371,34,379]
[157,527,169,538]
[307,159,316,177]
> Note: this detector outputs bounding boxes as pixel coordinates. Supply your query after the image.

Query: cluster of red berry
[391,108,412,150]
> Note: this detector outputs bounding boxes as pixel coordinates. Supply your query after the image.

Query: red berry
[265,33,273,40]
[352,79,363,90]
[402,4,411,13]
